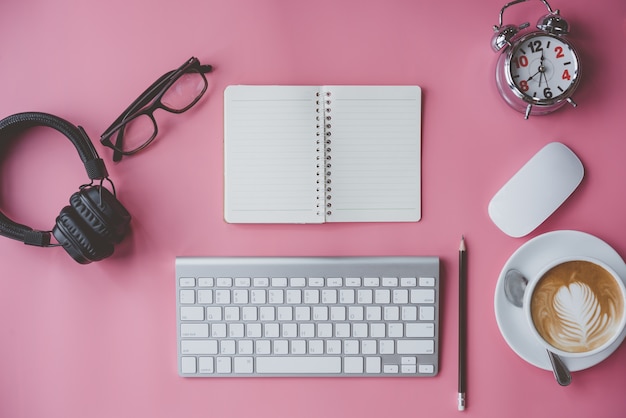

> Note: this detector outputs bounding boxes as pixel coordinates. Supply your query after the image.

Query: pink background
[0,0,625,417]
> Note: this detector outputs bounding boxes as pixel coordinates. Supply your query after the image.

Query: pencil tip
[460,235,466,251]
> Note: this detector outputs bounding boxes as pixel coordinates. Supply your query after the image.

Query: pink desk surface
[0,0,625,417]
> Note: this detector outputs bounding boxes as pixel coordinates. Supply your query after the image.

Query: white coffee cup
[523,256,626,358]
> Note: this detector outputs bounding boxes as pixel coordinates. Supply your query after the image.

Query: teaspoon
[504,269,572,386]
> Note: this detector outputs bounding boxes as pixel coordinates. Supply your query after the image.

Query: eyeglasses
[100,57,213,162]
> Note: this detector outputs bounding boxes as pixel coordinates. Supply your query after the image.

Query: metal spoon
[504,269,572,386]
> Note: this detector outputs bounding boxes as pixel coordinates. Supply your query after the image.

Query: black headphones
[0,112,131,264]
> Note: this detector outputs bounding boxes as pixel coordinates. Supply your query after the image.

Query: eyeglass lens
[161,71,207,111]
[117,69,207,154]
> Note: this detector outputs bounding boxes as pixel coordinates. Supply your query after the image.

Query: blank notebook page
[224,86,322,223]
[326,86,421,222]
[224,85,421,223]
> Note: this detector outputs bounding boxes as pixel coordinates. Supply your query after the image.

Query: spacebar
[256,356,342,374]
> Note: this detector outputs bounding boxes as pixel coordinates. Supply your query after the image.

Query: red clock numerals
[562,69,571,80]
[512,37,576,99]
[514,55,529,69]
[519,80,529,92]
[555,46,565,58]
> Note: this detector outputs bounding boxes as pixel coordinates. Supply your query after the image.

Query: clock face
[507,33,580,104]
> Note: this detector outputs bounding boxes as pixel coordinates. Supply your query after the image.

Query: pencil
[458,236,467,411]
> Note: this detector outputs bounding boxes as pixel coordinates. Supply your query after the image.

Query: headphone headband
[0,112,111,247]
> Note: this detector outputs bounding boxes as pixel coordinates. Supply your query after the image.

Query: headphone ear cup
[70,186,131,244]
[52,207,114,264]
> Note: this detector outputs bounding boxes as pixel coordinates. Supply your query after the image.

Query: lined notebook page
[224,86,323,223]
[324,86,421,222]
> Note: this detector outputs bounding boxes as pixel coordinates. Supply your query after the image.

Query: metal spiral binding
[315,90,333,217]
[314,92,326,216]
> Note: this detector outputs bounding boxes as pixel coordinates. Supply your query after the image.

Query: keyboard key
[419,306,435,321]
[216,357,231,373]
[181,324,209,338]
[271,277,287,287]
[363,277,380,287]
[384,364,399,373]
[253,277,269,287]
[198,357,214,373]
[235,277,251,287]
[411,289,436,304]
[419,277,436,287]
[309,277,324,287]
[382,277,398,287]
[344,357,364,373]
[400,277,417,287]
[216,277,232,287]
[206,307,222,321]
[327,277,342,287]
[406,323,435,338]
[197,290,213,304]
[179,277,195,287]
[181,357,196,373]
[419,364,435,374]
[198,277,214,287]
[397,339,434,354]
[290,277,306,287]
[234,357,254,373]
[256,357,342,374]
[345,278,361,287]
[180,289,195,304]
[180,307,204,321]
[181,340,218,355]
[215,290,230,304]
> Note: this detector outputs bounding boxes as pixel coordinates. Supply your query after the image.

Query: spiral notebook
[224,85,422,224]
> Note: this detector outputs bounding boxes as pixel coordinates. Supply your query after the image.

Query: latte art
[531,260,625,353]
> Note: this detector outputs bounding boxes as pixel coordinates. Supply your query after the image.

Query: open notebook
[224,85,422,223]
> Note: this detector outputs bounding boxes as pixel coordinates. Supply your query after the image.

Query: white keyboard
[176,256,440,377]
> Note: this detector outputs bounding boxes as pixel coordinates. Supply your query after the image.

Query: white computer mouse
[488,142,584,238]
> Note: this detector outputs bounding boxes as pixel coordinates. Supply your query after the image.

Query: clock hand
[537,50,546,87]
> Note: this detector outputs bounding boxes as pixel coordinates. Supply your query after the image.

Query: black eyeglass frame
[100,57,213,161]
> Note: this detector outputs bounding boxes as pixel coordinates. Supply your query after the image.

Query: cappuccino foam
[530,260,624,353]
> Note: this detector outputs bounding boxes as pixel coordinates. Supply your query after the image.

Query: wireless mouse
[488,142,584,238]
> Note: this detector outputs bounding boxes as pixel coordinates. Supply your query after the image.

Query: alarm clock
[491,0,581,119]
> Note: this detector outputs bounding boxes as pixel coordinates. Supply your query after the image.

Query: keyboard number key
[215,290,231,304]
[179,289,195,304]
[197,290,213,304]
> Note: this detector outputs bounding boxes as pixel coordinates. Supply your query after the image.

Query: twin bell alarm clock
[491,0,581,119]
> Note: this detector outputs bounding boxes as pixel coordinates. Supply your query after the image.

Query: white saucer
[494,230,626,371]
